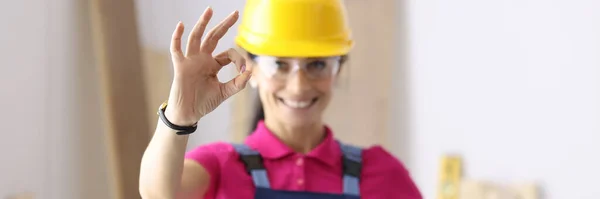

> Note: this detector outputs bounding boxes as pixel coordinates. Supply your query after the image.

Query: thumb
[222,70,252,98]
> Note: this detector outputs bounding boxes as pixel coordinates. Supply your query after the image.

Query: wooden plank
[140,49,172,136]
[88,0,150,198]
[324,0,398,148]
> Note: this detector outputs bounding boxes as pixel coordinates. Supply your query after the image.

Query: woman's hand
[165,7,251,126]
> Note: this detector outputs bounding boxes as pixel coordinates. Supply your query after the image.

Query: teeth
[283,100,311,108]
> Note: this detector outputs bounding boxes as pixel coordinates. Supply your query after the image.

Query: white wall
[135,0,246,149]
[405,0,600,198]
[0,0,49,197]
[0,0,111,199]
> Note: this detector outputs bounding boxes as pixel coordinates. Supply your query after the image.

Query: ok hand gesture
[165,7,251,126]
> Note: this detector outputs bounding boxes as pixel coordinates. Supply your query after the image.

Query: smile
[278,97,318,109]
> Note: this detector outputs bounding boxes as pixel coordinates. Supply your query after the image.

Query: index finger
[170,21,185,59]
[214,48,247,72]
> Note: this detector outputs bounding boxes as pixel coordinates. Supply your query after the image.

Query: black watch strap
[157,102,198,135]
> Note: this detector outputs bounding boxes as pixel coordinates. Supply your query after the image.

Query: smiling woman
[138,0,422,198]
[246,53,349,135]
[248,56,344,129]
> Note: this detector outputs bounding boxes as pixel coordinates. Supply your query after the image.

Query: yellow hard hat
[235,0,353,57]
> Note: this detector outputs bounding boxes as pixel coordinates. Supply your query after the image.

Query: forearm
[139,119,191,199]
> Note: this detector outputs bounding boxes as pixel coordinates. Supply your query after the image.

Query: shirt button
[296,158,304,166]
[297,179,304,185]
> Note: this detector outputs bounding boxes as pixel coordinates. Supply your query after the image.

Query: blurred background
[1,0,599,199]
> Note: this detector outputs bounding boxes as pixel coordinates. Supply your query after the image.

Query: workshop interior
[1,0,598,198]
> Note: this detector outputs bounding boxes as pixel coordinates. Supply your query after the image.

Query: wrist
[157,101,198,135]
[164,107,198,126]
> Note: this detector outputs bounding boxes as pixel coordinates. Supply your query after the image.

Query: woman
[139,0,422,198]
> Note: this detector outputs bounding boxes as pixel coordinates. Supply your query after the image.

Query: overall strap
[338,141,363,196]
[231,143,271,188]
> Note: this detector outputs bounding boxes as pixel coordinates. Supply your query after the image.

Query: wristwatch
[157,101,198,135]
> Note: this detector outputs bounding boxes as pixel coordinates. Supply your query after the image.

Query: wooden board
[88,0,150,198]
[323,0,398,148]
[140,49,173,135]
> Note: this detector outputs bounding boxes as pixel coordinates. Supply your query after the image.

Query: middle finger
[200,10,240,53]
[186,7,213,56]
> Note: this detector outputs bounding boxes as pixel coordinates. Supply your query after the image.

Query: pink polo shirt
[184,121,422,199]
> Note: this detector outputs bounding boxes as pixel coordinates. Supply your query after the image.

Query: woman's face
[250,56,342,127]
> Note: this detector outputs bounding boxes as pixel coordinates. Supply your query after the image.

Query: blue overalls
[232,142,363,199]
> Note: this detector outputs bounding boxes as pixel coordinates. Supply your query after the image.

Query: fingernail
[240,64,246,74]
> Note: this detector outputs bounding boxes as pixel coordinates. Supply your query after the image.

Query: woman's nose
[285,70,311,93]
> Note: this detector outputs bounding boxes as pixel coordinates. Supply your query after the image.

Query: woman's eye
[275,61,290,72]
[307,61,327,71]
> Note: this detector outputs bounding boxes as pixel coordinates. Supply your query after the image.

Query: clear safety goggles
[254,56,341,80]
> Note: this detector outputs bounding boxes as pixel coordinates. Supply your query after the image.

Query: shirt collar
[245,121,342,167]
